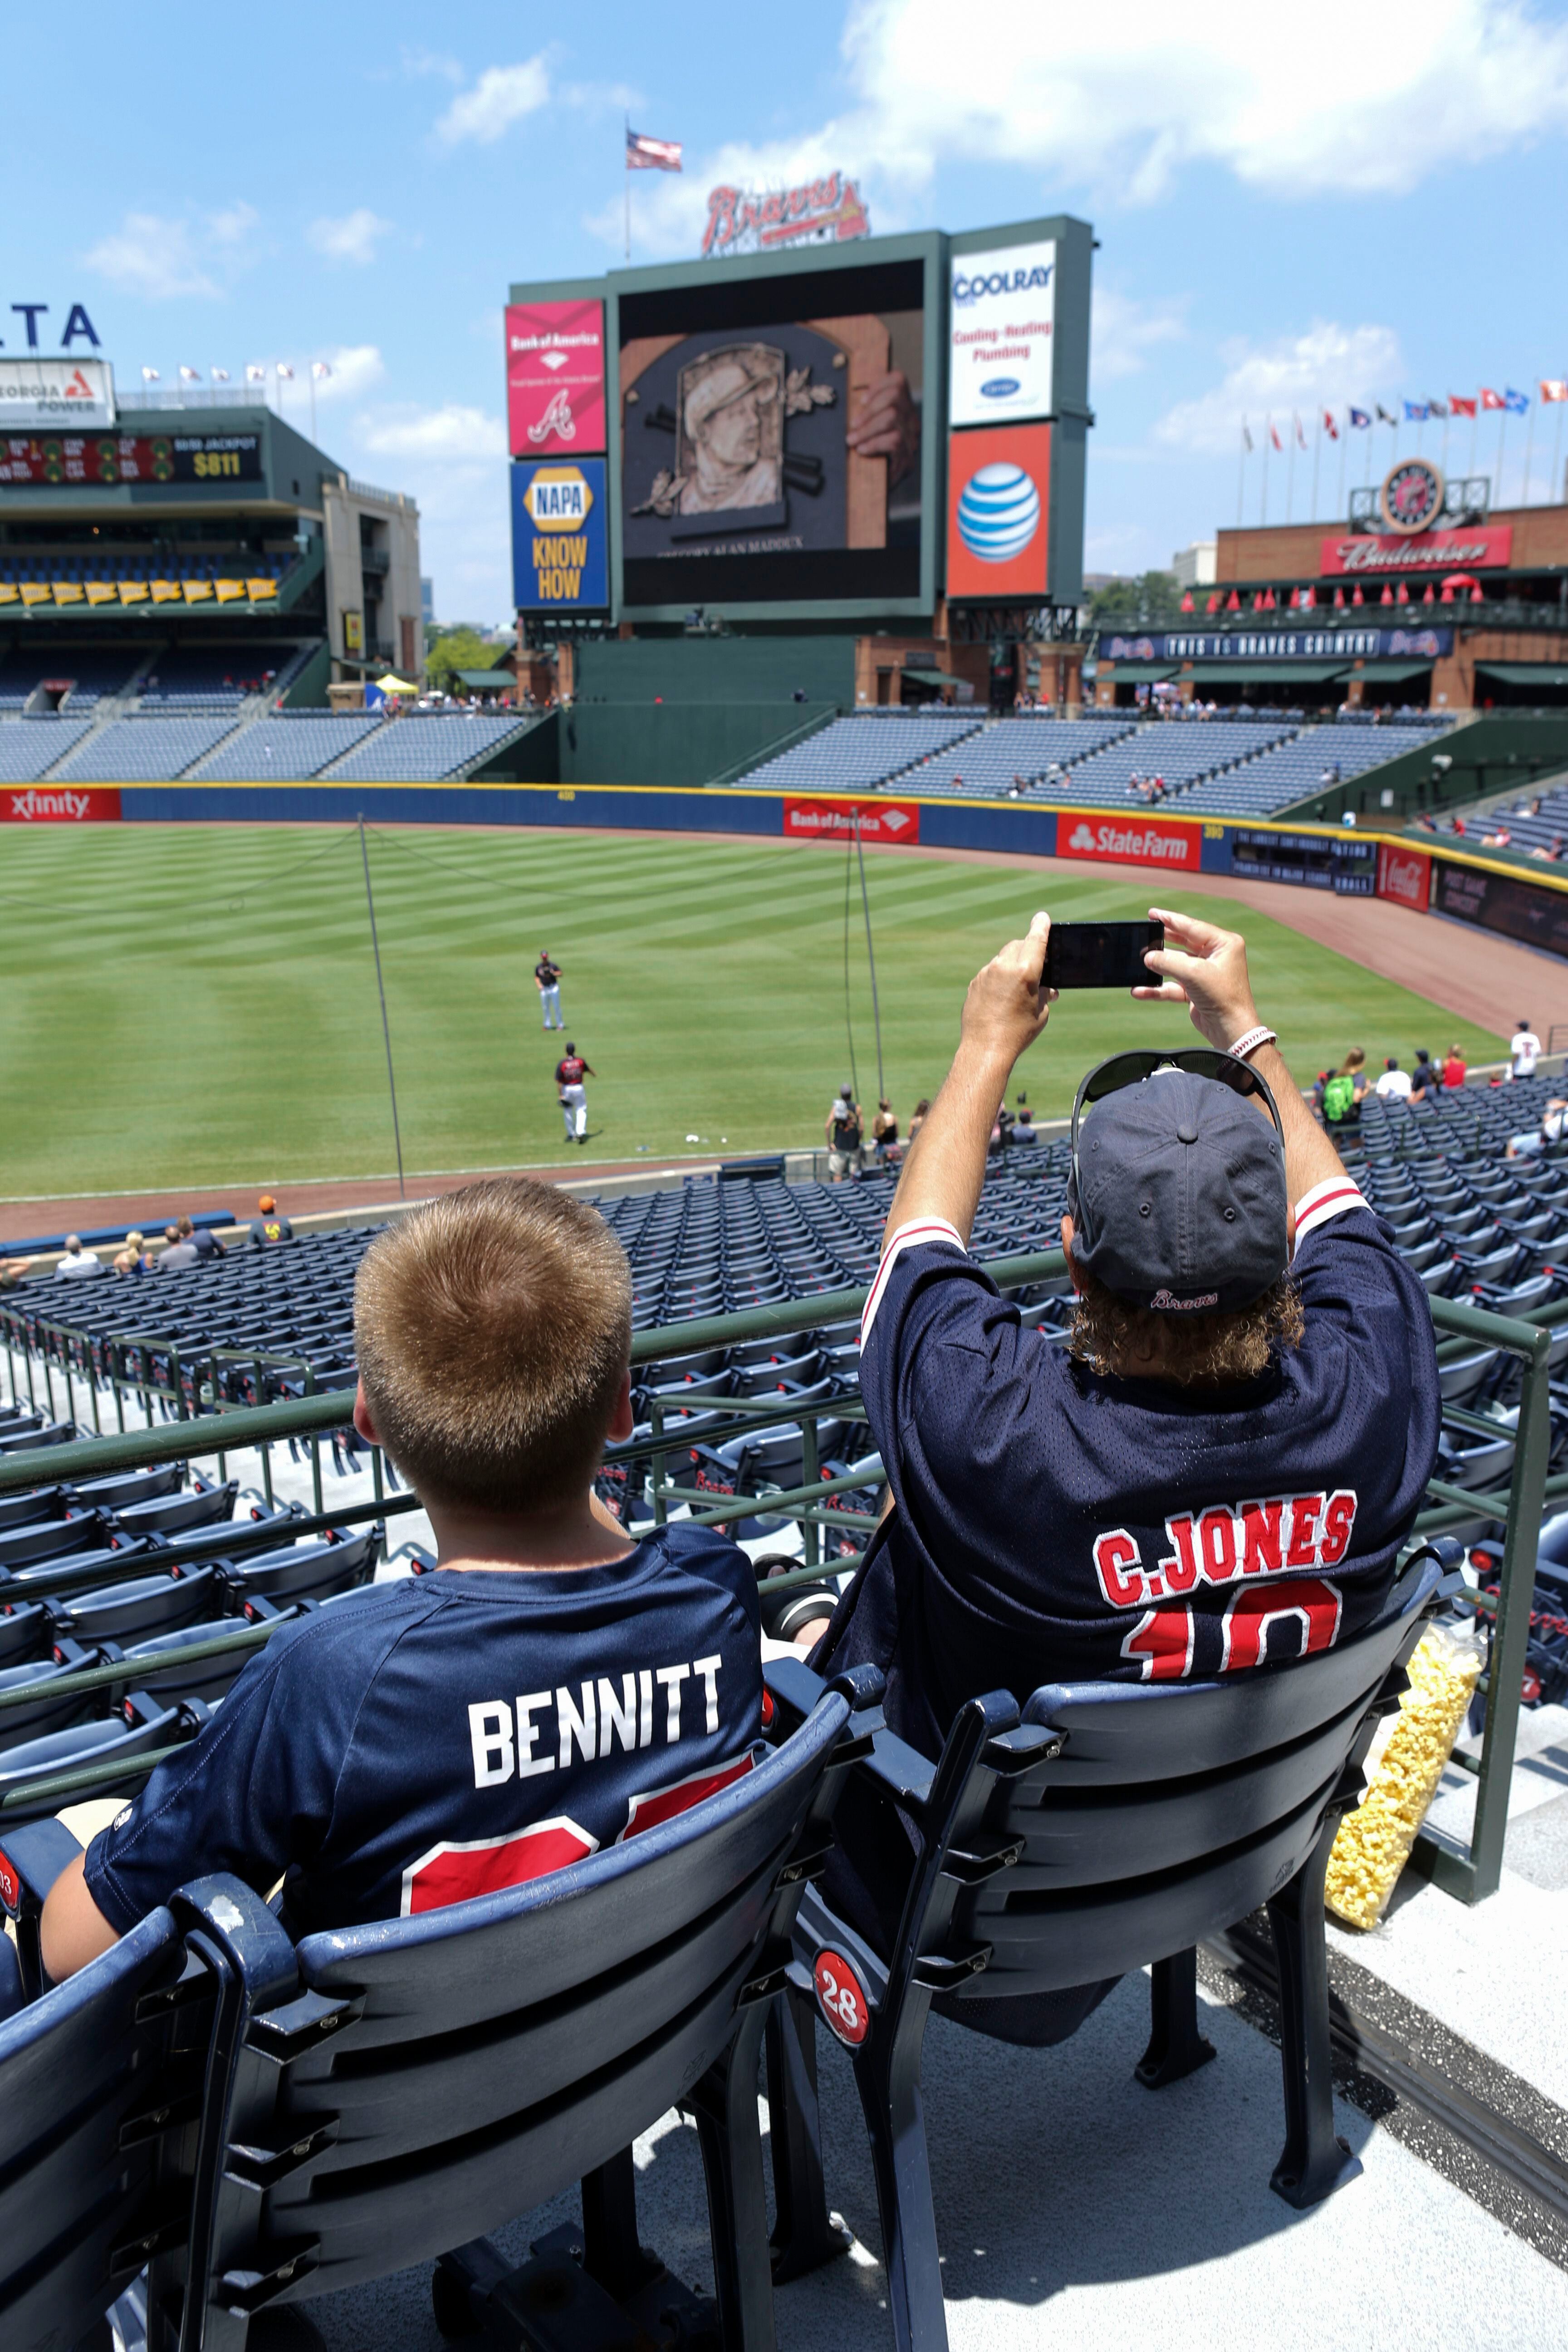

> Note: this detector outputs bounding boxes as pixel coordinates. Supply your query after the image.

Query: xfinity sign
[949,239,1056,428]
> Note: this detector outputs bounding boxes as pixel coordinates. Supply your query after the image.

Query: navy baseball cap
[1068,1054,1288,1313]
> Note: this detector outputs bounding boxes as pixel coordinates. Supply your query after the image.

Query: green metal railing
[0,1257,1554,1901]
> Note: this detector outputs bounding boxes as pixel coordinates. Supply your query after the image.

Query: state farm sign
[1377,842,1431,912]
[1057,813,1199,869]
[3,786,120,822]
[784,798,920,845]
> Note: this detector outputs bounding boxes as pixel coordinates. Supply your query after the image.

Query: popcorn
[1324,1622,1483,1930]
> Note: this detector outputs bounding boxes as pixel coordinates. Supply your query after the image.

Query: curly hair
[1068,1264,1305,1389]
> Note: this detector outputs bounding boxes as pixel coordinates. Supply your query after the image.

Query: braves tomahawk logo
[528,389,576,445]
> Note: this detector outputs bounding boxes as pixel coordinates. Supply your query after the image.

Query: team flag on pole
[1294,413,1307,449]
[1402,398,1429,421]
[1543,381,1568,404]
[1449,395,1477,417]
[1241,419,1253,451]
[1269,417,1283,451]
[246,364,266,384]
[211,366,230,383]
[1323,408,1339,438]
[275,363,295,381]
[1480,387,1505,411]
[1376,403,1397,425]
[1504,387,1529,414]
[311,361,333,381]
[627,128,682,170]
[1428,398,1448,418]
[141,366,160,383]
[179,365,201,383]
[1348,407,1371,428]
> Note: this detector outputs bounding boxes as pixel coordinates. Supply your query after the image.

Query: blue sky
[10,0,1568,618]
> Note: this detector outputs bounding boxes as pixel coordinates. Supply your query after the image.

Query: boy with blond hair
[42,1179,762,1976]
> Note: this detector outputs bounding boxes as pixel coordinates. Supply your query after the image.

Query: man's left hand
[846,370,920,487]
[959,912,1056,1069]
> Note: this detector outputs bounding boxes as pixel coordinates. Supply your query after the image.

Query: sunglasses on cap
[1070,1048,1284,1161]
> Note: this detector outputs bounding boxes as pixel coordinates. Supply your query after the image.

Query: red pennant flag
[1448,395,1477,418]
[1351,584,1364,606]
[1322,409,1339,439]
[1480,387,1505,411]
[1269,419,1283,452]
[1333,587,1345,609]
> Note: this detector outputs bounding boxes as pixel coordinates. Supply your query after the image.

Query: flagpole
[1470,402,1479,477]
[1260,417,1269,526]
[1286,418,1296,523]
[1237,421,1247,529]
[309,365,317,444]
[1338,417,1347,518]
[624,114,631,262]
[1522,397,1536,506]
[1554,397,1566,506]
[1311,417,1321,522]
[1440,409,1450,478]
[1496,407,1508,508]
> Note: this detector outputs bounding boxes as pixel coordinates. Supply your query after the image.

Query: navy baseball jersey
[819,1179,1441,1757]
[85,1524,762,1939]
[556,1056,587,1088]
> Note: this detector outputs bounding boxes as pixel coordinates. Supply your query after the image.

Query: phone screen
[1044,920,1164,991]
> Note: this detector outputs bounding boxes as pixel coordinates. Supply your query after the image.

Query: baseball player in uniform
[535,950,564,1031]
[555,1042,595,1145]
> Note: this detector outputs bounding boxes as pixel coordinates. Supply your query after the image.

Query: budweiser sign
[1057,814,1199,870]
[784,797,919,846]
[702,172,870,259]
[1377,843,1431,912]
[1320,524,1512,577]
[4,785,120,822]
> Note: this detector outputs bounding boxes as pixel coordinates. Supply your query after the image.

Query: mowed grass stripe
[0,825,1504,1198]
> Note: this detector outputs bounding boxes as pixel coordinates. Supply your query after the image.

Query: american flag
[627,127,682,171]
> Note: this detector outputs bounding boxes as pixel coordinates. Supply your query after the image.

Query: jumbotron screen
[617,256,925,607]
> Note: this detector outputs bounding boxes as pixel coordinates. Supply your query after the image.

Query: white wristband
[1227,1025,1277,1062]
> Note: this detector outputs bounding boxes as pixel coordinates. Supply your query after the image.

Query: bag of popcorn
[1324,1620,1484,1930]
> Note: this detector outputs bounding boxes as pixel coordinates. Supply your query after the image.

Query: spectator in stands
[826,1085,865,1181]
[534,949,564,1031]
[1510,1019,1543,1080]
[1409,1050,1437,1102]
[907,1097,931,1147]
[250,1195,293,1245]
[185,1215,220,1261]
[1013,1093,1037,1144]
[1529,836,1565,862]
[798,906,1439,2043]
[39,1178,764,1978]
[1442,1044,1468,1089]
[1481,825,1513,848]
[1507,1100,1568,1159]
[556,1044,595,1146]
[1374,1056,1412,1100]
[0,1256,30,1292]
[56,1235,103,1280]
[871,1098,899,1164]
[157,1221,200,1273]
[112,1230,149,1278]
[1321,1049,1370,1130]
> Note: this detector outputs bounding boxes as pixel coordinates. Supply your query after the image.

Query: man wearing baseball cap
[249,1194,293,1247]
[804,906,1440,2026]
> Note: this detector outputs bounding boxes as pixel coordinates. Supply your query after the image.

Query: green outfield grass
[0,823,1506,1200]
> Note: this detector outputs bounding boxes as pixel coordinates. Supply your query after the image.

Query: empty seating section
[0,646,141,709]
[1181,720,1455,817]
[0,546,294,604]
[138,642,289,706]
[53,714,240,780]
[905,715,1133,793]
[734,712,983,794]
[0,719,91,780]
[1060,720,1298,804]
[326,710,538,780]
[200,711,382,777]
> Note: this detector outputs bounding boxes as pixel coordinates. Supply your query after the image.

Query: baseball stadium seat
[761,1544,1459,2352]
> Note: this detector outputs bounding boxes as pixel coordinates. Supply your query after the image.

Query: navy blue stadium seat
[761,1548,1457,2352]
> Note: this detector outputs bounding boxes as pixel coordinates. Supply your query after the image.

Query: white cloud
[308,209,394,266]
[309,344,386,401]
[402,46,463,83]
[598,0,1568,256]
[1092,288,1186,385]
[435,57,549,147]
[1155,322,1404,454]
[84,209,260,300]
[355,403,506,462]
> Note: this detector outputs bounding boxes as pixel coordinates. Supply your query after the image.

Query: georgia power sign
[1058,814,1200,869]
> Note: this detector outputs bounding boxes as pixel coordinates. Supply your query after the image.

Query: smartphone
[1044,919,1164,991]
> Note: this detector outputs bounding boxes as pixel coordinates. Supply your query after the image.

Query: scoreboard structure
[506,213,1092,636]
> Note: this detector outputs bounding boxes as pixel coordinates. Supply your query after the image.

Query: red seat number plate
[814,1948,870,2046]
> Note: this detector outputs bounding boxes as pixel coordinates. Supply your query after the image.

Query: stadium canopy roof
[1181,660,1347,683]
[902,667,967,689]
[1475,662,1568,688]
[1353,660,1435,682]
[456,670,515,689]
[1100,661,1181,681]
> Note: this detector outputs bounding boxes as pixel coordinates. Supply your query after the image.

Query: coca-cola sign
[1377,843,1431,912]
[1319,524,1512,577]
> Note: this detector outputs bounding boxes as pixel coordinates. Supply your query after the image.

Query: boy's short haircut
[354,1177,632,1514]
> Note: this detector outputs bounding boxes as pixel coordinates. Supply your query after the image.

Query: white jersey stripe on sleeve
[1294,1176,1369,1245]
[860,1218,966,1346]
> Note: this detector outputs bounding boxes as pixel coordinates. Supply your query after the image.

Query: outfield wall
[11,778,1568,961]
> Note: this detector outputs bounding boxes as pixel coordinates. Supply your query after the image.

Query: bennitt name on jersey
[468,1654,725,1787]
[1092,1490,1357,1612]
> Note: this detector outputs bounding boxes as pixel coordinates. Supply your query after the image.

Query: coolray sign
[505,299,606,457]
[510,458,609,610]
[3,787,120,822]
[784,798,920,846]
[0,357,115,429]
[701,173,870,258]
[949,240,1056,429]
[1058,813,1199,869]
[1102,627,1453,663]
[1319,525,1512,576]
